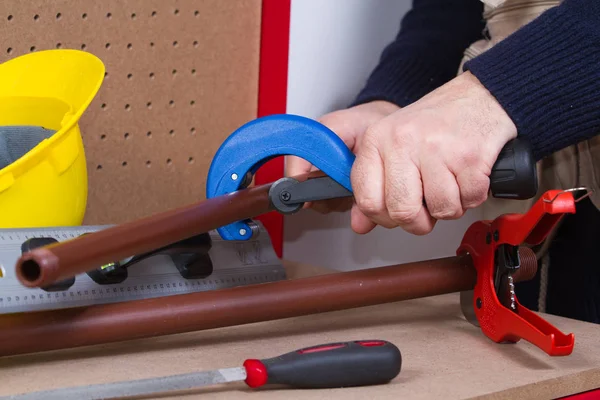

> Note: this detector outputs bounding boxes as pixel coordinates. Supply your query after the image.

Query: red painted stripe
[254,0,291,258]
[561,389,600,399]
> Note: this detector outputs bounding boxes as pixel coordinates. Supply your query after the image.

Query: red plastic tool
[243,339,401,388]
[457,189,583,356]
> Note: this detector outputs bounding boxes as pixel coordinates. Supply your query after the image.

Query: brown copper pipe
[14,183,274,288]
[0,247,537,357]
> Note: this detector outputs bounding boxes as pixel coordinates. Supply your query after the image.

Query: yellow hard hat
[0,50,105,228]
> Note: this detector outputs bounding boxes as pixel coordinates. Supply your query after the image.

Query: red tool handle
[243,340,402,388]
[457,189,579,356]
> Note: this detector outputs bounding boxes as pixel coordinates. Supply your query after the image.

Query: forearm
[353,0,484,107]
[464,0,600,161]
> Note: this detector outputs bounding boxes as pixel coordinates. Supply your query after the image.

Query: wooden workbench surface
[1,262,599,399]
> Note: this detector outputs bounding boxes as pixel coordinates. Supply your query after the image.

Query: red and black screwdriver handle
[242,340,402,389]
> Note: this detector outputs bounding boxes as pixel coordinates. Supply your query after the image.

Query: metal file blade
[0,367,248,400]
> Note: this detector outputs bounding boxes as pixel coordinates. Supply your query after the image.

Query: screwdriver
[2,340,402,399]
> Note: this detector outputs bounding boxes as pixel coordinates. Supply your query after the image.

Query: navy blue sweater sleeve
[464,0,600,161]
[353,0,485,107]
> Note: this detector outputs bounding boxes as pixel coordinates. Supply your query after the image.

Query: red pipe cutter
[457,188,591,356]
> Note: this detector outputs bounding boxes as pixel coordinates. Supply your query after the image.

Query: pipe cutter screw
[280,191,291,202]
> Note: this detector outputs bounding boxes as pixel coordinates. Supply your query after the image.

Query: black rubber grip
[490,138,538,200]
[259,340,401,388]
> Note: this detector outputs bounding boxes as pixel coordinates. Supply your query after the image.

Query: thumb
[284,155,317,178]
[284,115,358,178]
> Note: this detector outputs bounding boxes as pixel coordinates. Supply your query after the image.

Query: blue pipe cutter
[206,114,538,241]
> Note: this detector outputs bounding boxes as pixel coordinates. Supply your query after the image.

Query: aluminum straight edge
[0,222,286,314]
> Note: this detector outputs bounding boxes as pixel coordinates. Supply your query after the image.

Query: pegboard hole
[100,134,106,140]
[127,43,133,50]
[106,12,112,19]
[193,41,199,48]
[146,102,152,109]
[101,103,107,109]
[81,44,87,50]
[188,157,194,163]
[82,13,87,19]
[125,104,131,111]
[105,43,111,49]
[190,100,195,106]
[169,129,175,136]
[146,160,151,167]
[56,12,62,20]
[174,9,180,15]
[6,48,12,55]
[151,11,157,17]
[172,69,177,76]
[127,73,133,79]
[149,72,155,79]
[172,41,178,47]
[56,43,62,49]
[194,10,200,16]
[166,158,172,165]
[150,42,155,47]
[131,13,137,20]
[122,161,128,167]
[97,165,103,170]
[169,100,175,107]
[34,14,40,21]
[30,46,36,52]
[191,69,196,75]
[124,132,130,139]
[190,127,196,135]
[7,15,13,21]
[146,131,152,137]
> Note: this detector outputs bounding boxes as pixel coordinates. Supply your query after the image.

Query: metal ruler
[0,223,286,314]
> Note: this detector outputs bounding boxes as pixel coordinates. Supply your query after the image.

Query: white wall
[283,0,483,270]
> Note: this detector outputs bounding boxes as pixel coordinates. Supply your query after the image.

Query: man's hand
[350,72,518,235]
[285,100,399,213]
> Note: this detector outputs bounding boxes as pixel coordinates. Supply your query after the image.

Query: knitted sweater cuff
[464,2,600,161]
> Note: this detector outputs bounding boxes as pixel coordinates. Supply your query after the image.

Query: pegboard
[0,0,262,224]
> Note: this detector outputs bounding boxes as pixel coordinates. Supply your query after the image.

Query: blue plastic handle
[206,114,355,240]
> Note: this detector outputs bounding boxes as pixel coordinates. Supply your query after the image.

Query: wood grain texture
[0,0,262,224]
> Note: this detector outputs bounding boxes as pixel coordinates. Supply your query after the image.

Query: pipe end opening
[21,259,42,282]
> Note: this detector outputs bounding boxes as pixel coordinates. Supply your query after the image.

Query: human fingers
[285,102,397,179]
[283,116,347,178]
[311,197,354,214]
[350,203,377,234]
[351,128,399,232]
[284,155,316,178]
[419,151,464,221]
[378,128,436,235]
[454,166,490,209]
[382,160,436,235]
